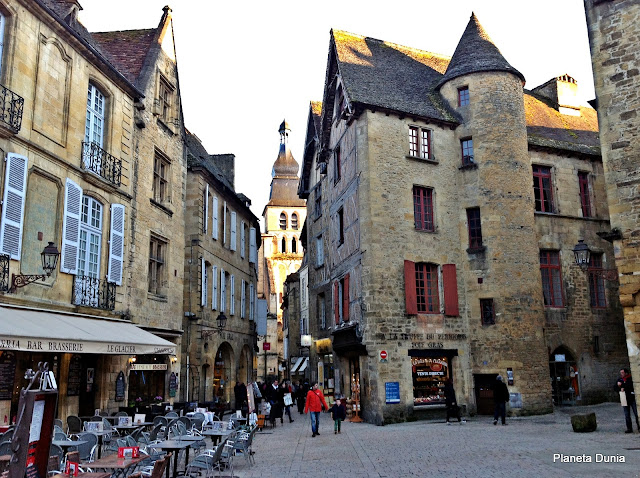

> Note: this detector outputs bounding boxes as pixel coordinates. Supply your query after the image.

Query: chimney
[532,74,581,116]
[211,154,235,189]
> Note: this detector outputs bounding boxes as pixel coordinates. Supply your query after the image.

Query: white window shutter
[212,265,218,310]
[222,201,227,245]
[203,184,209,234]
[230,211,237,251]
[249,282,255,320]
[201,257,206,307]
[61,178,83,274]
[230,274,235,315]
[241,279,246,318]
[0,153,28,259]
[240,221,246,258]
[107,204,125,285]
[249,227,257,263]
[220,268,226,312]
[212,196,219,240]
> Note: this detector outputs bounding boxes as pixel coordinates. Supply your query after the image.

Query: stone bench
[571,412,597,432]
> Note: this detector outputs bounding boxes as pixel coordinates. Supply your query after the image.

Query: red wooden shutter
[343,274,350,322]
[404,260,417,315]
[334,281,340,324]
[443,264,459,316]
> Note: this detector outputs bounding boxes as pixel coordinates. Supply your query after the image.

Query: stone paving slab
[224,403,640,477]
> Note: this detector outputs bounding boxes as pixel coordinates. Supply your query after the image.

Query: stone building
[0,1,183,422]
[257,121,306,380]
[298,14,628,424]
[181,130,260,409]
[584,0,640,407]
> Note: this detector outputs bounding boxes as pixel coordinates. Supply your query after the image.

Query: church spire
[265,120,305,208]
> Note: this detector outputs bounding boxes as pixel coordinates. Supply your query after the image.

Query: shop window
[540,250,564,307]
[412,356,449,406]
[533,165,554,213]
[588,253,606,308]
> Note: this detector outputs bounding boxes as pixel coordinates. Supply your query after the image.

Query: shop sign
[300,335,312,347]
[412,356,448,406]
[316,338,331,354]
[0,338,176,355]
[169,372,177,398]
[263,342,270,351]
[115,371,126,401]
[509,392,522,408]
[379,350,388,362]
[385,382,400,404]
[129,363,167,371]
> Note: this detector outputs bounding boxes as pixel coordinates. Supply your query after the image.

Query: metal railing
[72,275,116,310]
[81,141,122,186]
[0,254,8,292]
[0,85,24,134]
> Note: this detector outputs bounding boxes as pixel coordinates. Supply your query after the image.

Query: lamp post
[10,242,60,292]
[572,239,619,281]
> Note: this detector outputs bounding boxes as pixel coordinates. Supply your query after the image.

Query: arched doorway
[549,346,580,406]
[213,342,235,408]
[238,345,251,384]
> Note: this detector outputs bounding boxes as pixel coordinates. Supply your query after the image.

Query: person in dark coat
[329,398,347,434]
[615,368,639,433]
[492,375,510,426]
[444,378,461,424]
[267,380,283,426]
[278,381,294,423]
[297,380,309,414]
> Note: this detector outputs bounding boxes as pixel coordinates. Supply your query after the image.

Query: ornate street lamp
[572,239,618,282]
[216,312,227,332]
[10,241,60,291]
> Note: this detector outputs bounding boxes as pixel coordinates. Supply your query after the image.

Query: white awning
[290,357,304,373]
[0,306,176,355]
[298,357,309,373]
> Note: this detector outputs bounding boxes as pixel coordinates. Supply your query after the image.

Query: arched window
[281,236,287,253]
[291,213,298,230]
[292,237,297,253]
[279,212,287,230]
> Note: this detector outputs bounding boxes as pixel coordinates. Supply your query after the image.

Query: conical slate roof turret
[437,13,524,89]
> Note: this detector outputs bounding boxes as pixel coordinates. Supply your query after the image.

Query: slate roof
[332,30,458,124]
[92,29,156,83]
[437,13,525,88]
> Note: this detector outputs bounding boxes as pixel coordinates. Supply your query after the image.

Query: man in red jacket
[304,382,328,437]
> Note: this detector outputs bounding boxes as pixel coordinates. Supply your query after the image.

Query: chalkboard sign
[169,372,177,398]
[67,355,82,396]
[115,371,126,401]
[0,351,16,400]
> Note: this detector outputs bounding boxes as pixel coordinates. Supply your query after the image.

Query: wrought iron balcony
[0,84,24,135]
[81,141,122,186]
[72,275,116,310]
[0,254,8,292]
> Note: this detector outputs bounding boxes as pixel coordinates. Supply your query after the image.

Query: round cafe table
[52,439,87,454]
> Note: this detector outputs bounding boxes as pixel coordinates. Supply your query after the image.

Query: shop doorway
[213,343,235,408]
[78,355,97,417]
[474,374,498,415]
[549,346,579,406]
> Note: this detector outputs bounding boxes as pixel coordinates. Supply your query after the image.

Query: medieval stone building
[584,0,640,408]
[257,121,306,380]
[299,14,628,423]
[182,130,260,408]
[0,2,184,421]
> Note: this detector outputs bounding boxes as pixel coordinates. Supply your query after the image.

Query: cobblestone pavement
[226,403,640,477]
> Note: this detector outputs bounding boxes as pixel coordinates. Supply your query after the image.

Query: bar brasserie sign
[0,338,176,355]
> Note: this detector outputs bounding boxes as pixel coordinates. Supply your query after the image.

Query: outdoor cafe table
[82,454,146,478]
[112,425,139,435]
[153,439,194,478]
[51,473,111,478]
[52,439,87,454]
[90,430,113,459]
[201,428,232,446]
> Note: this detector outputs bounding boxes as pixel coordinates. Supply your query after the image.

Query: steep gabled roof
[437,13,524,88]
[299,101,323,199]
[92,29,156,83]
[332,30,458,124]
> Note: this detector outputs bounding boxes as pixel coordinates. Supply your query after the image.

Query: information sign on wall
[385,382,400,404]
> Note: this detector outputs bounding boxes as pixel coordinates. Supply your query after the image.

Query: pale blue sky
[79,0,595,226]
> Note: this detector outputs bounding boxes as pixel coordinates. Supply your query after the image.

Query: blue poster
[385,381,400,404]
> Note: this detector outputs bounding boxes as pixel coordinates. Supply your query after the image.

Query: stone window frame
[413,185,435,232]
[540,250,564,308]
[333,144,341,185]
[461,137,474,166]
[466,207,483,250]
[279,211,287,230]
[533,164,555,213]
[578,171,593,218]
[408,125,434,161]
[337,207,344,245]
[480,298,495,325]
[152,149,171,204]
[588,253,607,309]
[148,234,168,297]
[458,86,470,106]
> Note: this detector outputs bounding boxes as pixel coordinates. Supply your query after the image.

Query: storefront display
[412,356,449,406]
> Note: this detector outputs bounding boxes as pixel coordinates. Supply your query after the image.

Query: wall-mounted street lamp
[128,356,137,364]
[6,242,60,292]
[201,312,228,339]
[170,355,178,364]
[572,239,619,282]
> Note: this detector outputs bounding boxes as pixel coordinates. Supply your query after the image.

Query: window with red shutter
[334,281,340,324]
[342,274,350,322]
[442,264,459,316]
[404,260,418,315]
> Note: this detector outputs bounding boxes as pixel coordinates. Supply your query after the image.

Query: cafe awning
[297,358,309,373]
[0,306,176,355]
[290,357,304,373]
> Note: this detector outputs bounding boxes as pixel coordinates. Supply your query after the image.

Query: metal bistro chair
[48,444,64,475]
[54,431,68,441]
[115,412,129,417]
[54,419,64,429]
[67,416,83,436]
[128,453,170,478]
[186,445,223,478]
[177,417,192,432]
[232,428,255,467]
[75,432,98,462]
[152,416,168,429]
[165,411,178,419]
[0,441,12,457]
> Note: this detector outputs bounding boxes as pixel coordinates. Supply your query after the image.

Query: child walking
[329,398,346,434]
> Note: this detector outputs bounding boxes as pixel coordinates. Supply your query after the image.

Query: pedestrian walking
[297,379,309,414]
[267,379,283,427]
[279,381,294,423]
[329,398,346,434]
[444,378,462,424]
[492,375,509,426]
[615,368,639,433]
[304,382,328,437]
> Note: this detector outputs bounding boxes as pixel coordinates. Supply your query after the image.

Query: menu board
[411,356,449,405]
[0,351,16,400]
[115,371,126,401]
[169,372,177,398]
[67,355,82,396]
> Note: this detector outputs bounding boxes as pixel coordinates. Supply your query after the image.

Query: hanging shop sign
[129,363,167,371]
[300,335,312,347]
[263,342,270,351]
[115,371,126,401]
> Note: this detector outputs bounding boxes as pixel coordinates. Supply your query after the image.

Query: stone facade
[181,131,260,407]
[0,2,184,422]
[299,16,628,424]
[584,0,640,401]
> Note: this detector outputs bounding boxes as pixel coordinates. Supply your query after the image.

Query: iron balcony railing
[72,275,116,310]
[81,141,122,186]
[0,254,9,292]
[0,84,24,134]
